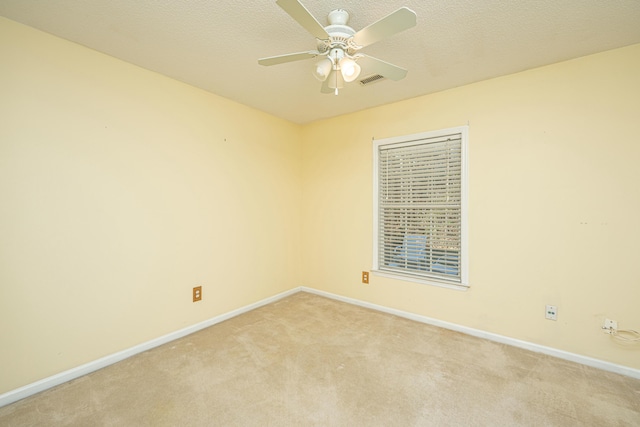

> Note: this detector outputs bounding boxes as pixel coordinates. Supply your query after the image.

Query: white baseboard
[0,287,299,408]
[3,286,638,409]
[300,287,640,380]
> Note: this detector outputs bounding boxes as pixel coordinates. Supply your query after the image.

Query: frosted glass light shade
[312,58,333,81]
[339,57,361,82]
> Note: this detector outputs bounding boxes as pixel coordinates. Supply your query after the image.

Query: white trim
[300,287,640,380]
[459,125,470,285]
[0,287,299,408]
[372,125,469,287]
[371,269,468,291]
[3,286,638,409]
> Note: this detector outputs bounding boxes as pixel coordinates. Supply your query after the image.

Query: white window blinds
[374,127,468,287]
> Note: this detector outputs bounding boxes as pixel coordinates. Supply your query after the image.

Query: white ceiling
[2,0,640,124]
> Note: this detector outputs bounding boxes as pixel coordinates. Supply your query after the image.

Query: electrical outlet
[603,318,617,334]
[362,271,369,284]
[193,286,202,302]
[545,305,557,321]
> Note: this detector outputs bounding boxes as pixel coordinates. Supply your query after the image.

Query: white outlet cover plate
[603,319,617,330]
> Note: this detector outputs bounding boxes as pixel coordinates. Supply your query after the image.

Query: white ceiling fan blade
[258,51,319,66]
[352,7,417,48]
[276,0,330,40]
[358,54,408,81]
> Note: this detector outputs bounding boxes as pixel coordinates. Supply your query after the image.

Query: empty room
[1,0,639,425]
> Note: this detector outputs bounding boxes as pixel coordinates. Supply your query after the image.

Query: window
[373,126,468,289]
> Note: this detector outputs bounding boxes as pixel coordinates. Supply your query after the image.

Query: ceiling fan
[258,0,417,95]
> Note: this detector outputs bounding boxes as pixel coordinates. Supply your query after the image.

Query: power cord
[602,321,640,342]
[611,328,640,342]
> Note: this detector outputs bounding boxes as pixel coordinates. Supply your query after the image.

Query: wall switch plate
[193,286,202,302]
[362,271,369,284]
[545,305,557,321]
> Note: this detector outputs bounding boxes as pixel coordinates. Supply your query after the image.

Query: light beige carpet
[1,292,639,426]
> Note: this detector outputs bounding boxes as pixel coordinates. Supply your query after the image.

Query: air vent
[359,74,386,86]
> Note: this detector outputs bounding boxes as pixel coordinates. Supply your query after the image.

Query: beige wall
[0,17,302,394]
[2,15,639,395]
[301,43,640,370]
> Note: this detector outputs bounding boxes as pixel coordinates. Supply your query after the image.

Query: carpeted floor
[1,292,639,426]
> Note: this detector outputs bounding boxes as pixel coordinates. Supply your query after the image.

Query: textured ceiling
[2,0,640,124]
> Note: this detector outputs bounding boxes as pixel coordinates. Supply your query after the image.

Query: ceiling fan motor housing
[317,9,357,55]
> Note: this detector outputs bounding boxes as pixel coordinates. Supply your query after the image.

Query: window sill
[372,269,469,291]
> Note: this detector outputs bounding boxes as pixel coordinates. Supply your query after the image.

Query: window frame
[372,126,469,290]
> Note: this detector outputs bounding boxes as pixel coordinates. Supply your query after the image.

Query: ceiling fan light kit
[339,57,361,82]
[312,58,332,81]
[258,0,417,95]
